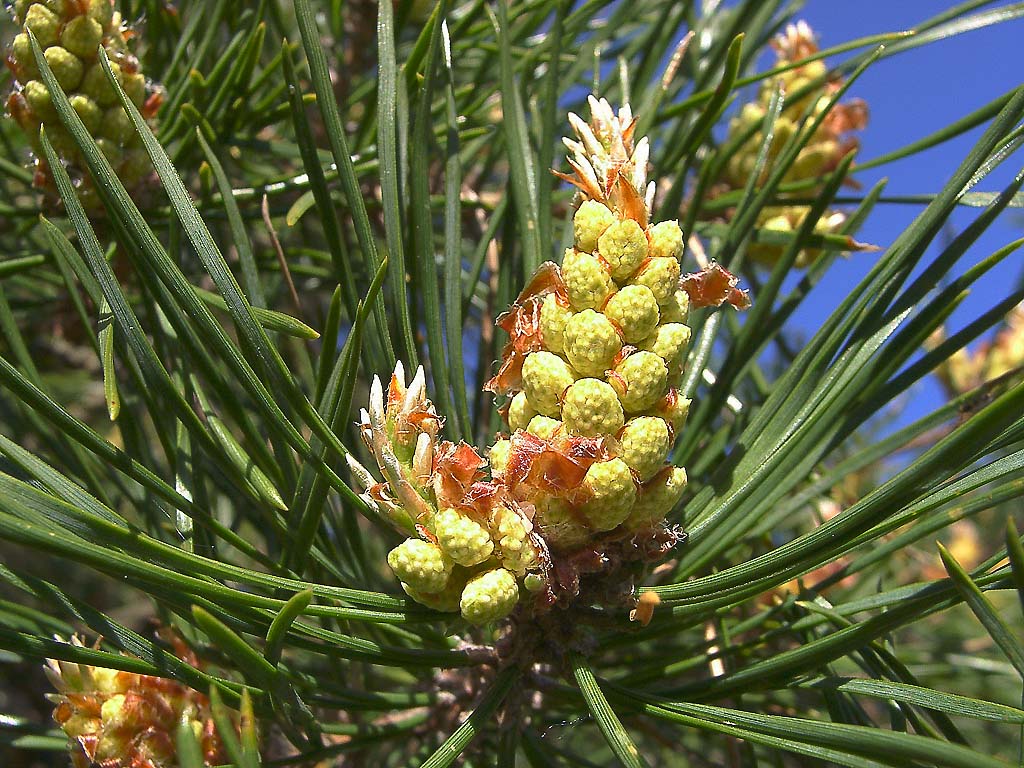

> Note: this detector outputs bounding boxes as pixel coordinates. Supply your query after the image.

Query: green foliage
[0,1,1022,766]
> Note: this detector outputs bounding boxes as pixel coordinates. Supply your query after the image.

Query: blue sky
[768,1,1023,428]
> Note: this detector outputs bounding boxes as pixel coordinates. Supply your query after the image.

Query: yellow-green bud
[24,80,58,121]
[579,458,636,531]
[45,124,78,159]
[631,256,681,304]
[534,498,592,551]
[562,309,622,377]
[647,220,684,261]
[489,439,511,478]
[640,323,691,378]
[624,466,688,531]
[69,94,102,134]
[560,378,624,437]
[611,351,668,412]
[460,568,518,625]
[81,60,121,106]
[507,391,536,432]
[539,293,572,354]
[387,539,452,595]
[44,46,84,91]
[603,284,660,343]
[87,0,115,29]
[122,71,146,108]
[101,105,134,144]
[574,199,615,253]
[60,14,104,59]
[654,392,691,431]
[562,248,615,311]
[25,4,60,48]
[492,506,538,575]
[12,33,39,79]
[526,415,563,439]
[618,417,670,480]
[521,351,576,417]
[434,508,494,566]
[403,578,463,613]
[598,218,649,281]
[660,289,690,324]
[95,136,119,163]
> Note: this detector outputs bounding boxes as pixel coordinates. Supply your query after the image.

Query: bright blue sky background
[766,1,1023,429]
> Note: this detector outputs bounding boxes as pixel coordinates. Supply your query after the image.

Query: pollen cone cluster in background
[358,97,748,626]
[931,302,1024,397]
[45,635,226,768]
[5,0,161,202]
[717,20,868,267]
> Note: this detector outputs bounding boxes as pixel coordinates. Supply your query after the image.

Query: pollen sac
[598,218,649,281]
[660,289,690,324]
[604,284,660,343]
[653,390,692,432]
[562,309,622,377]
[387,539,453,594]
[46,634,227,768]
[562,248,616,310]
[521,351,577,417]
[434,508,494,566]
[489,439,511,479]
[6,0,161,203]
[640,323,692,380]
[624,466,688,531]
[632,256,682,304]
[619,417,671,480]
[460,568,519,625]
[533,497,593,552]
[611,351,669,412]
[574,199,616,253]
[403,577,463,613]
[507,391,536,432]
[526,414,563,440]
[561,378,624,437]
[492,505,539,576]
[647,220,684,261]
[539,293,572,353]
[579,458,637,531]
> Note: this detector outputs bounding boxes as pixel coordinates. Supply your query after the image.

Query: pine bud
[434,508,494,567]
[521,351,577,417]
[619,417,671,480]
[610,351,669,412]
[562,309,622,377]
[561,248,616,310]
[539,293,572,353]
[533,497,592,552]
[489,439,511,479]
[647,220,684,261]
[604,284,660,343]
[460,568,519,625]
[526,415,563,439]
[624,466,688,531]
[387,538,453,594]
[574,199,615,253]
[659,289,690,324]
[640,323,691,378]
[579,458,637,531]
[492,505,539,575]
[560,378,624,437]
[24,4,60,47]
[507,391,536,432]
[631,256,682,304]
[598,218,649,281]
[60,14,104,58]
